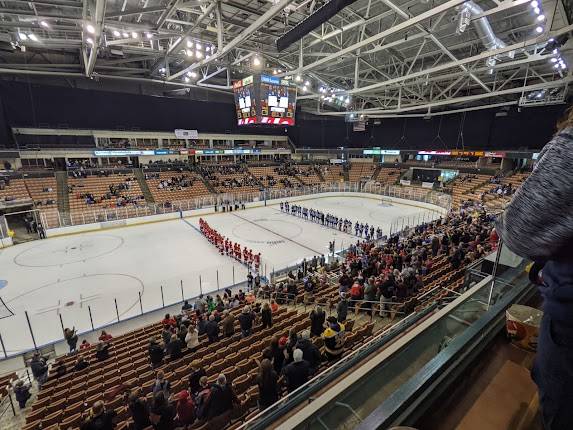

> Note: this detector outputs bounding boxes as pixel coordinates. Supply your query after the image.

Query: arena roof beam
[167,0,296,81]
[85,0,106,77]
[320,77,573,115]
[311,24,573,97]
[288,0,466,74]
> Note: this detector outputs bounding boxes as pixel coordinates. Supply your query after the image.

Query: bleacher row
[448,172,529,210]
[23,302,375,430]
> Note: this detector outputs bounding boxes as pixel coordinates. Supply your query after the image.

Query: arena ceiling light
[113,30,121,37]
[122,32,129,38]
[85,24,95,34]
[39,21,49,29]
[131,32,138,39]
[28,33,38,42]
[18,32,28,41]
[253,56,261,67]
[146,33,153,39]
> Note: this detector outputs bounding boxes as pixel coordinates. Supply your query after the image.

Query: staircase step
[133,168,155,204]
[55,171,70,225]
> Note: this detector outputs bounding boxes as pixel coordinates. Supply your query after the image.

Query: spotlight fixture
[28,33,38,42]
[295,75,302,82]
[18,32,28,41]
[190,71,198,78]
[537,14,545,21]
[86,24,95,34]
[535,26,544,33]
[122,32,129,38]
[146,32,153,39]
[113,30,121,37]
[184,77,190,83]
[196,51,203,59]
[131,32,138,39]
[196,43,202,50]
[40,21,49,28]
[86,37,94,45]
[187,40,193,48]
[304,80,310,86]
[186,50,193,57]
[302,85,308,92]
[253,56,261,66]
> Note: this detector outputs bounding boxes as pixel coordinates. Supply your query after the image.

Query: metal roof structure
[0,0,570,117]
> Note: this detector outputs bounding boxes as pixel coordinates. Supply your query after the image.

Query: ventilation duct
[457,1,514,66]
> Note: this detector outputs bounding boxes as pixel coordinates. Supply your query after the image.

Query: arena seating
[372,167,401,185]
[294,165,323,186]
[25,177,58,208]
[0,178,32,204]
[146,172,211,203]
[321,165,344,183]
[348,163,376,182]
[67,173,146,213]
[248,166,299,189]
[200,165,262,194]
[24,304,375,430]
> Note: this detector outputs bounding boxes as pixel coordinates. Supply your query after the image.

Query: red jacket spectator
[161,314,177,328]
[80,340,91,350]
[98,330,113,342]
[175,390,195,425]
[350,283,363,300]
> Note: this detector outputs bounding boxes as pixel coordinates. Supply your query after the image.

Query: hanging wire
[430,115,447,149]
[456,111,467,150]
[396,116,408,148]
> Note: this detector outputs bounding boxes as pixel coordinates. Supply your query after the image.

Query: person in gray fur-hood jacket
[496,109,573,430]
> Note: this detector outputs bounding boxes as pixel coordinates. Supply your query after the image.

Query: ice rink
[0,194,441,356]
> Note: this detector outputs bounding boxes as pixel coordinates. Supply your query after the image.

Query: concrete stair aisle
[371,164,382,180]
[55,171,71,225]
[194,168,217,194]
[343,167,350,182]
[316,166,326,182]
[133,168,155,204]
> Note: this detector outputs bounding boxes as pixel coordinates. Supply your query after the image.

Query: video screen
[260,80,296,126]
[233,77,257,125]
[233,75,297,126]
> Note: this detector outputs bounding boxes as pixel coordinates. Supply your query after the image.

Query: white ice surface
[0,195,436,356]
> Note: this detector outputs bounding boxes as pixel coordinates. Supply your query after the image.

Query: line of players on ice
[280,201,384,241]
[199,218,261,273]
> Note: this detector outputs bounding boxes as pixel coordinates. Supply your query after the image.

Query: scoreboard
[233,75,297,126]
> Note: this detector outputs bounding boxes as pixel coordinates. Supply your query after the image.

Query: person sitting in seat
[98,330,113,342]
[95,341,110,361]
[74,356,90,371]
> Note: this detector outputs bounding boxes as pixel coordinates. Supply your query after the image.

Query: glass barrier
[39,182,452,230]
[289,255,531,430]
